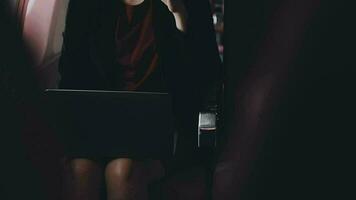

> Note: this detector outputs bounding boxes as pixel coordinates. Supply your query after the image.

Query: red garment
[115,0,159,90]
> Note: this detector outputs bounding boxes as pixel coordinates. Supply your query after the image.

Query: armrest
[198,111,217,147]
[198,79,224,148]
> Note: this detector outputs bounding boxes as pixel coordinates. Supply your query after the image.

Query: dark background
[222,0,354,199]
[1,0,354,199]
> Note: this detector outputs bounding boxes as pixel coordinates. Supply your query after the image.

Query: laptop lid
[44,89,175,159]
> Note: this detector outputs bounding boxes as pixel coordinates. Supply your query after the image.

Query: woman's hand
[161,0,186,13]
[161,0,188,32]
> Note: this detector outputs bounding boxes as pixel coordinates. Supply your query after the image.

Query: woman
[59,0,221,199]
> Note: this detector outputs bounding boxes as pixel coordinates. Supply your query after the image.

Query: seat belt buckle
[198,112,217,147]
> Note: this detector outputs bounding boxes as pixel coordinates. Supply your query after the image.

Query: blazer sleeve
[158,0,223,103]
[58,0,98,88]
[184,0,223,99]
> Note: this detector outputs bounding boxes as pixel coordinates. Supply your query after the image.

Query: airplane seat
[13,1,70,199]
[18,0,222,199]
[21,0,69,89]
[212,1,323,199]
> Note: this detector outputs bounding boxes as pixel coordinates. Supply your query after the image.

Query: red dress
[115,0,166,92]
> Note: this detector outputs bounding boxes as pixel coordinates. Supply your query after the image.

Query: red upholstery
[212,0,321,199]
[21,0,69,89]
[21,105,64,200]
[18,1,69,198]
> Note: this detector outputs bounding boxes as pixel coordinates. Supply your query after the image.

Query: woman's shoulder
[66,0,96,20]
[67,0,98,11]
[65,0,106,29]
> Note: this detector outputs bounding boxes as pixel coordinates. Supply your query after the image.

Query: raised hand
[161,0,186,13]
[160,0,188,32]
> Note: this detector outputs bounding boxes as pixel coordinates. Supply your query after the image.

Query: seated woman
[58,0,222,199]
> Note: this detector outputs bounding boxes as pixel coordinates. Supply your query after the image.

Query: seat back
[21,0,69,88]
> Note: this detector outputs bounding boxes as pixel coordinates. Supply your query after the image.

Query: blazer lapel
[89,0,121,88]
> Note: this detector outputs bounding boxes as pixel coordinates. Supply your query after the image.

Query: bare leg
[105,158,150,200]
[62,158,103,200]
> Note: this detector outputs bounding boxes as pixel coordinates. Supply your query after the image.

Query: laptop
[44,89,175,159]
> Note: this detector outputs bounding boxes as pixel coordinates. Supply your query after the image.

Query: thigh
[105,159,165,200]
[63,158,104,200]
[105,158,135,181]
[105,159,164,183]
[66,158,103,175]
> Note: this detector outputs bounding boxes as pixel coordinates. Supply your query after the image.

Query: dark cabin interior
[0,0,354,199]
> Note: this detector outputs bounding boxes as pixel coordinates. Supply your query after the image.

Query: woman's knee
[105,158,135,183]
[67,158,102,179]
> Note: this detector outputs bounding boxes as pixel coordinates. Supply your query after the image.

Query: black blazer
[59,0,222,119]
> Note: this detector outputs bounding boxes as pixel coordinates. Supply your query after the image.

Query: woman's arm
[58,0,97,88]
[161,0,188,32]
